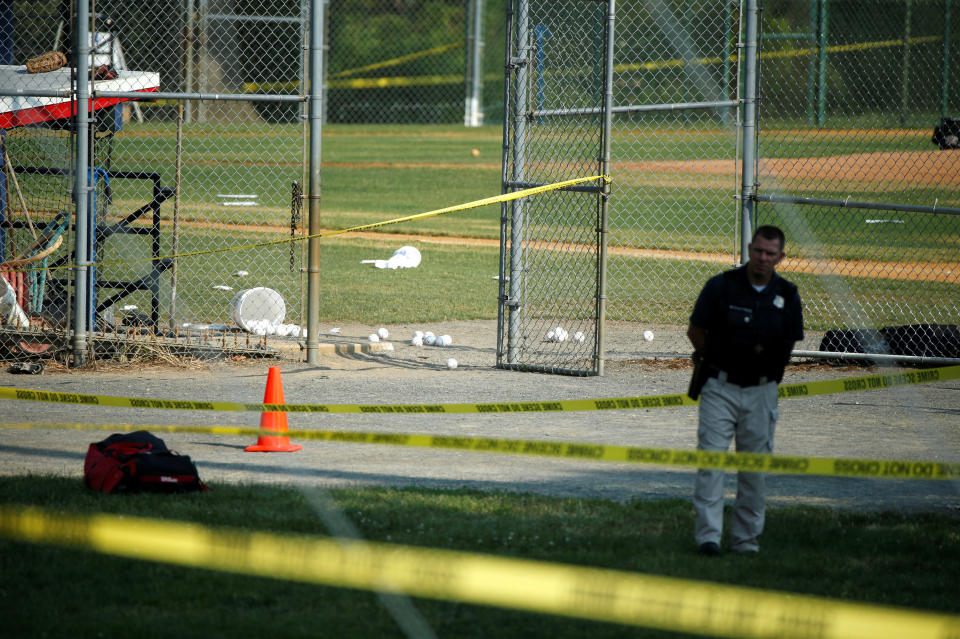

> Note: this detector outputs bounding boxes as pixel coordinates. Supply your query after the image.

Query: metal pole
[942,0,952,119]
[305,0,324,365]
[595,0,615,377]
[507,0,529,364]
[170,102,183,330]
[464,0,485,127]
[73,0,92,366]
[722,0,733,126]
[816,0,828,127]
[464,0,474,125]
[185,0,195,123]
[496,0,515,367]
[198,0,208,122]
[806,0,818,126]
[322,0,329,124]
[901,0,913,125]
[739,0,759,264]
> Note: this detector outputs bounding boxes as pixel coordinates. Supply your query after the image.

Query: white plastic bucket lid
[230,287,285,332]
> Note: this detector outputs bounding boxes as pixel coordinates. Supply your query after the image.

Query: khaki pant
[694,375,779,551]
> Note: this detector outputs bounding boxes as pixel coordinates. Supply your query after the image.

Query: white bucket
[230,287,285,333]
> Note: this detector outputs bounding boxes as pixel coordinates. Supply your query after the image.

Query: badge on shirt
[773,295,784,309]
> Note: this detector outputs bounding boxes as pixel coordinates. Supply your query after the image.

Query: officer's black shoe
[698,542,721,556]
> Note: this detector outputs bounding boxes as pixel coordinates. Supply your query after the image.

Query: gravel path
[2,320,958,514]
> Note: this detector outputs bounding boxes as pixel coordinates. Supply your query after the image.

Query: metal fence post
[901,0,913,125]
[739,0,760,264]
[943,0,952,119]
[806,0,819,126]
[596,0,615,377]
[73,0,92,366]
[816,0,829,127]
[305,0,324,365]
[506,0,529,364]
[464,0,485,127]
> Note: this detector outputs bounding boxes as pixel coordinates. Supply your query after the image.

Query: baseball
[424,334,436,346]
[643,330,655,342]
[573,331,585,343]
[411,335,423,346]
[446,358,458,369]
[377,327,389,339]
[438,335,452,346]
[368,333,380,342]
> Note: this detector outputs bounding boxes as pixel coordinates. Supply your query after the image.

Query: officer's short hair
[752,225,785,250]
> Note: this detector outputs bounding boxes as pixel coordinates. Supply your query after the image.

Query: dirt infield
[167,219,956,284]
[616,149,960,188]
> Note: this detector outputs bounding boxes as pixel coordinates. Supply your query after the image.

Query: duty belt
[707,367,770,388]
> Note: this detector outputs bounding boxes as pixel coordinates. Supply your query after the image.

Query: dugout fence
[500,0,958,373]
[0,1,957,369]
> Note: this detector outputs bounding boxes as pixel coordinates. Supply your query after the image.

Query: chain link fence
[2,1,309,364]
[502,0,957,368]
[604,0,742,360]
[754,0,960,363]
[496,1,610,375]
[2,1,957,368]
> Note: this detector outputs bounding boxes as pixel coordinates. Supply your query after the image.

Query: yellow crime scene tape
[25,175,608,274]
[2,364,957,416]
[2,420,958,481]
[243,41,464,93]
[615,34,940,73]
[0,504,957,639]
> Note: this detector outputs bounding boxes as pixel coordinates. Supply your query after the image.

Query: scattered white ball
[643,330,655,342]
[413,330,424,339]
[424,331,435,339]
[377,327,390,339]
[424,334,437,346]
[437,334,452,347]
[446,358,458,369]
[411,335,424,346]
[546,327,568,342]
[368,333,380,342]
[277,323,299,336]
[573,331,586,343]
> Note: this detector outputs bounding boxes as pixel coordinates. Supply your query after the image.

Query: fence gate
[497,0,614,376]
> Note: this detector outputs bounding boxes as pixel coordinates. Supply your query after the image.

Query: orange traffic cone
[245,366,302,452]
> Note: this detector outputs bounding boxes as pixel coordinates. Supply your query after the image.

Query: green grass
[103,121,959,255]
[77,120,958,331]
[97,228,955,328]
[103,234,502,325]
[1,476,957,638]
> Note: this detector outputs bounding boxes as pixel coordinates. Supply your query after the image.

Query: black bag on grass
[84,431,209,494]
[880,324,960,360]
[932,117,960,149]
[818,328,886,366]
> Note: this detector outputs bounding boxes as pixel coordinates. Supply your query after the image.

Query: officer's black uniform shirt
[690,264,804,383]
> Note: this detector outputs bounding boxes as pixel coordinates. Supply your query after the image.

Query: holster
[687,351,708,400]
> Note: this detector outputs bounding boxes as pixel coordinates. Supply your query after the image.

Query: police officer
[687,225,804,555]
